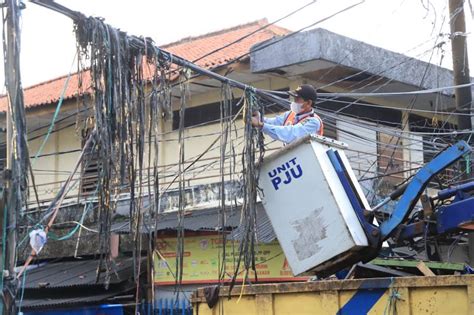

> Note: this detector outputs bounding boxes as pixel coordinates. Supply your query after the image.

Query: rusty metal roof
[18,256,144,310]
[21,256,141,289]
[229,205,276,243]
[18,288,132,310]
[111,204,277,243]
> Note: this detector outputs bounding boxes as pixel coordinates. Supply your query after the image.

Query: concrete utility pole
[448,0,474,265]
[2,0,23,313]
[449,0,472,130]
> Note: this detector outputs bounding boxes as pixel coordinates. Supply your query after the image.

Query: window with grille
[80,132,133,196]
[80,129,99,196]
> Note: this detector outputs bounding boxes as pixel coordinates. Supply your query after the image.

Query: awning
[111,204,277,243]
[17,256,144,310]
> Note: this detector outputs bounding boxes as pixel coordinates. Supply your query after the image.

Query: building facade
[1,19,471,309]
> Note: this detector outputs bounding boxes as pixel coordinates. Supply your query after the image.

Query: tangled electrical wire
[74,17,174,307]
[71,12,270,311]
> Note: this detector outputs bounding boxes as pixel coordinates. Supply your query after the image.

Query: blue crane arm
[379,140,471,240]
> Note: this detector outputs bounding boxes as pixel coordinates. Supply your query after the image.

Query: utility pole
[2,0,24,313]
[448,0,473,265]
[449,0,472,130]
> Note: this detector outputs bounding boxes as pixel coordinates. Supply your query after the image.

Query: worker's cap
[288,84,317,102]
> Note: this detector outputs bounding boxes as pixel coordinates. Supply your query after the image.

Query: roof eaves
[161,18,269,48]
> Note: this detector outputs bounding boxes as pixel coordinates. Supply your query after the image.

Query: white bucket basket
[258,135,370,276]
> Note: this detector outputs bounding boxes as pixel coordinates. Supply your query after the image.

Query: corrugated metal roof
[112,204,277,243]
[21,256,142,289]
[229,205,277,243]
[112,206,240,233]
[18,256,144,310]
[18,288,132,310]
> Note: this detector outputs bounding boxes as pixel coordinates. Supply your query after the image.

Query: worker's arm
[261,118,321,143]
[262,112,288,126]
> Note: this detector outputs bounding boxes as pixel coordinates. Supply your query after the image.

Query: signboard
[154,235,308,285]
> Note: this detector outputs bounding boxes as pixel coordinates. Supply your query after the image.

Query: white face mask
[290,101,303,114]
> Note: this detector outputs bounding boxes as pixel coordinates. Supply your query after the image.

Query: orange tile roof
[0,19,289,112]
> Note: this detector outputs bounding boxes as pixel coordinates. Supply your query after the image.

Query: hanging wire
[172,68,191,308]
[228,88,265,293]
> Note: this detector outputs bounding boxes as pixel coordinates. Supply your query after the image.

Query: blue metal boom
[379,141,471,239]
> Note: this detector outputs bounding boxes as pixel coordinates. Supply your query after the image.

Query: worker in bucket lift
[251,84,323,144]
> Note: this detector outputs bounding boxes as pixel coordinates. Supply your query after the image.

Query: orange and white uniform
[262,110,323,144]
